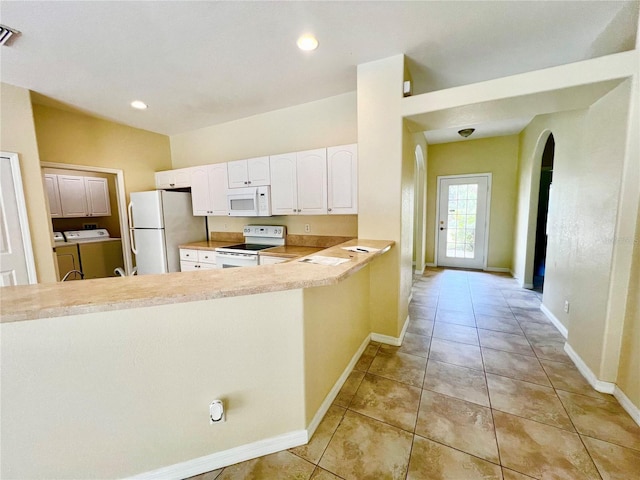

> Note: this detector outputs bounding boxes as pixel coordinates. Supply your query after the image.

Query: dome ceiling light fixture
[458,128,475,138]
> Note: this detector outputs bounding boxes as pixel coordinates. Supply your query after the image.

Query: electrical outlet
[564,300,570,313]
[304,224,310,233]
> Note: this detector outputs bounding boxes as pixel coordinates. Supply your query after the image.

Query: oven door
[215,251,259,268]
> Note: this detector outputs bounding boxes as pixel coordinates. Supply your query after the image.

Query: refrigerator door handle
[130,228,138,255]
[127,201,134,229]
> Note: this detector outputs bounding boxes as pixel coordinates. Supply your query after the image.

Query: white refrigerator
[128,191,205,275]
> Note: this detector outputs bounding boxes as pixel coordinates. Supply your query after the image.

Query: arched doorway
[532,134,555,291]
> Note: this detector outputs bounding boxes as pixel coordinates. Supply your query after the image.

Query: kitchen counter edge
[1,239,394,323]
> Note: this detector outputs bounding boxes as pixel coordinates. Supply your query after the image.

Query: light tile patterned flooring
[191,268,640,479]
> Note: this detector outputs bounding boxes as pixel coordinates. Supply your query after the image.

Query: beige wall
[0,83,57,283]
[207,214,357,238]
[1,291,307,479]
[513,79,638,401]
[303,267,370,423]
[564,81,632,379]
[170,92,357,167]
[32,103,172,200]
[617,204,640,407]
[357,55,405,337]
[426,135,519,269]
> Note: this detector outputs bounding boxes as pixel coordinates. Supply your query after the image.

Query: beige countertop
[178,240,236,250]
[258,245,324,258]
[1,239,394,323]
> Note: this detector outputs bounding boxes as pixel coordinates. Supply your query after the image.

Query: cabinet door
[156,168,192,189]
[227,160,249,188]
[58,175,88,217]
[327,144,358,214]
[247,156,270,186]
[44,174,63,217]
[208,163,229,216]
[270,153,298,215]
[85,177,111,216]
[155,170,173,189]
[173,168,192,188]
[190,166,211,216]
[297,148,327,215]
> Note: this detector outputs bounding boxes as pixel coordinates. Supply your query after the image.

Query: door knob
[440,227,446,231]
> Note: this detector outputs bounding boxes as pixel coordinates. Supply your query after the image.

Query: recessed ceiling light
[130,100,148,110]
[297,34,319,51]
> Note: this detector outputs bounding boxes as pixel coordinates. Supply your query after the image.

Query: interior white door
[437,175,490,269]
[0,153,37,286]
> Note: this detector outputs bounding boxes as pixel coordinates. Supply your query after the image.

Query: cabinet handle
[244,181,248,185]
[170,183,175,187]
[247,181,251,184]
[328,208,332,212]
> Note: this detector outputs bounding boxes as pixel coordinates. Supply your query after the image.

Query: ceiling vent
[0,24,21,47]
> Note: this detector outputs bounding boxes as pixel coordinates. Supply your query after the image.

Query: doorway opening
[532,134,555,291]
[41,162,134,279]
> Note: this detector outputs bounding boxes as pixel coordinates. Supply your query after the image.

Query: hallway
[194,269,640,479]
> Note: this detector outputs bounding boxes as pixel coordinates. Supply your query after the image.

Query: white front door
[437,174,490,270]
[0,153,37,286]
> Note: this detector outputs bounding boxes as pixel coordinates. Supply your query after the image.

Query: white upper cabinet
[227,156,270,188]
[84,177,111,216]
[155,167,192,189]
[44,174,62,217]
[191,163,228,216]
[270,149,327,215]
[270,153,298,215]
[296,149,327,215]
[327,144,358,214]
[52,174,110,218]
[57,175,88,217]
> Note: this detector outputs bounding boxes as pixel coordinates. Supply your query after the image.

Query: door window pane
[445,183,480,259]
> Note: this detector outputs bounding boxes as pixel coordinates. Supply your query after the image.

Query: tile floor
[191,268,640,479]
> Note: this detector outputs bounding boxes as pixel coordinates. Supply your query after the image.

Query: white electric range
[215,225,285,268]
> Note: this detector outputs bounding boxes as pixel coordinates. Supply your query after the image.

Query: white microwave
[227,186,272,217]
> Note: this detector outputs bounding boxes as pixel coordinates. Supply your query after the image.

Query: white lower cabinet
[179,248,219,271]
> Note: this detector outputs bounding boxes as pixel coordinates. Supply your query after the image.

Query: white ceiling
[1,1,638,136]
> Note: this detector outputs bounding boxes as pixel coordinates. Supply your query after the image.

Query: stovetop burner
[220,243,274,252]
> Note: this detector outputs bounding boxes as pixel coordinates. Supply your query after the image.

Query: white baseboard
[484,267,510,273]
[371,314,410,347]
[540,304,568,339]
[564,343,615,394]
[614,385,640,427]
[129,429,308,480]
[564,344,640,427]
[510,271,532,287]
[305,335,371,438]
[425,263,436,268]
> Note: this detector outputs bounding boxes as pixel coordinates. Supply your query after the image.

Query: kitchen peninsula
[1,239,394,479]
